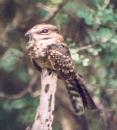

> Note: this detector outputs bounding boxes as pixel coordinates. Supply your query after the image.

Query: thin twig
[0,74,39,100]
[36,2,56,12]
[77,43,98,52]
[37,0,67,22]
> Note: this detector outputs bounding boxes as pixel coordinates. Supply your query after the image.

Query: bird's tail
[65,75,97,115]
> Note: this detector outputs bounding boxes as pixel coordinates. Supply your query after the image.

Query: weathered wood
[32,69,57,130]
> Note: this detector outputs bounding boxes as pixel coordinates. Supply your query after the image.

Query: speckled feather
[47,47,97,114]
[25,23,97,115]
[48,49,75,79]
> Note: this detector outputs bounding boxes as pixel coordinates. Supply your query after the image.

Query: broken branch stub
[32,69,57,130]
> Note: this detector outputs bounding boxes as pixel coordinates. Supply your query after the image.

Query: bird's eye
[41,29,48,33]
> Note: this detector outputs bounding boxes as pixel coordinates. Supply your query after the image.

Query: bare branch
[37,0,67,22]
[77,43,98,52]
[0,74,39,100]
[36,2,56,12]
[31,69,57,130]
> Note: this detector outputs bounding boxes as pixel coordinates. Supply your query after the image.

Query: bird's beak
[25,31,30,43]
[25,31,30,37]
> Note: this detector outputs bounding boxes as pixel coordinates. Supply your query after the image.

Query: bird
[25,23,97,115]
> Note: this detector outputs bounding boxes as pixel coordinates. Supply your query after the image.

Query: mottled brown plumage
[25,23,97,115]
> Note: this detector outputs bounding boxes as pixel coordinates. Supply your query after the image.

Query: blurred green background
[0,0,117,130]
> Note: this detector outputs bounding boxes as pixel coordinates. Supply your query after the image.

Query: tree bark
[31,69,57,130]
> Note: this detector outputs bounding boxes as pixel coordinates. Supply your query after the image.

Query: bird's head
[25,24,64,58]
[25,24,64,44]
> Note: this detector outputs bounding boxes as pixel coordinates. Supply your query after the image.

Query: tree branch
[77,43,98,52]
[31,69,57,130]
[37,0,67,22]
[0,74,39,100]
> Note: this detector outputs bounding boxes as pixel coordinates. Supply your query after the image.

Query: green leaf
[89,0,102,7]
[50,0,62,4]
[76,4,94,25]
[16,68,29,83]
[0,48,24,72]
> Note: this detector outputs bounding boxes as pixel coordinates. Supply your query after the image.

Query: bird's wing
[48,49,75,80]
[48,49,85,115]
[48,49,97,115]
